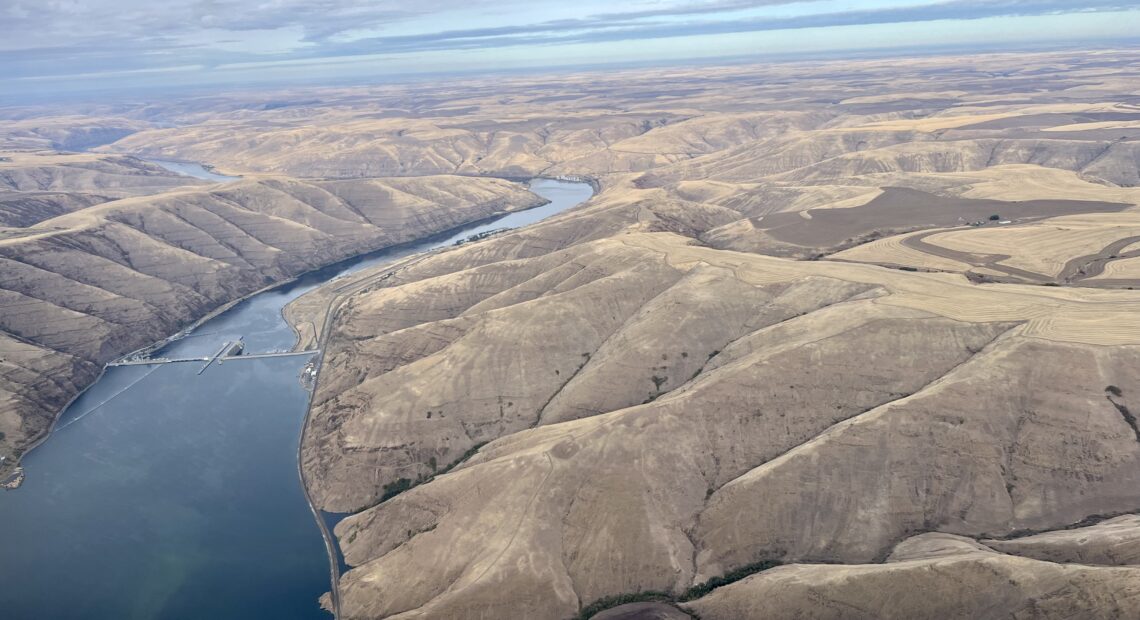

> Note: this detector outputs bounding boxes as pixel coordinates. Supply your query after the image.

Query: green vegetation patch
[571,559,782,619]
[377,442,490,504]
[380,477,413,502]
[679,560,782,601]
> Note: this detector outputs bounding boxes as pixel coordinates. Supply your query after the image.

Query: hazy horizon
[3,0,1140,101]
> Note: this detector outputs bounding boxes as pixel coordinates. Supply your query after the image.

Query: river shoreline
[288,177,597,618]
[142,157,245,180]
[5,183,554,484]
[3,174,594,620]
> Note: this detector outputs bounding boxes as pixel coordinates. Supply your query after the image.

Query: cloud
[1,0,1137,86]
[317,0,1140,56]
[0,1,818,76]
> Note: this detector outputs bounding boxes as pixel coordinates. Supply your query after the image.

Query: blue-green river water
[0,167,592,619]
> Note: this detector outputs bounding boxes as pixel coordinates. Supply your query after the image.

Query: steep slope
[0,175,544,476]
[0,117,146,151]
[0,191,109,228]
[296,230,1140,619]
[684,532,1140,620]
[982,514,1140,565]
[0,152,210,230]
[264,50,1140,618]
[0,152,205,198]
[8,47,1140,618]
[94,50,1140,183]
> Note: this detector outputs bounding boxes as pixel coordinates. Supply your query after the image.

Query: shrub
[569,559,782,618]
[376,442,489,505]
[380,478,412,501]
[437,442,487,476]
[680,560,782,601]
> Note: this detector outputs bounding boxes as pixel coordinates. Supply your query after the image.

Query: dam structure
[109,337,318,369]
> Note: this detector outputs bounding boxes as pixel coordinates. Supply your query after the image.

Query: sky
[2,0,1139,98]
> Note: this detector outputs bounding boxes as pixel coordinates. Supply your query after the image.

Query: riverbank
[144,158,244,182]
[280,175,597,349]
[290,248,444,620]
[1,466,23,489]
[2,181,551,483]
[286,179,596,617]
[2,177,593,620]
[0,274,304,484]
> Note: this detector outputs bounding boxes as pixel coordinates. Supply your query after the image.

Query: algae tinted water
[0,179,592,619]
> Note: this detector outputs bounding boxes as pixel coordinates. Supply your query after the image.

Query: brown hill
[296,227,1140,619]
[684,531,1140,620]
[249,49,1140,619]
[0,174,543,474]
[6,47,1140,620]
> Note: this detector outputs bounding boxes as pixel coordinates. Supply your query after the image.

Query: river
[146,159,241,182]
[0,173,594,619]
